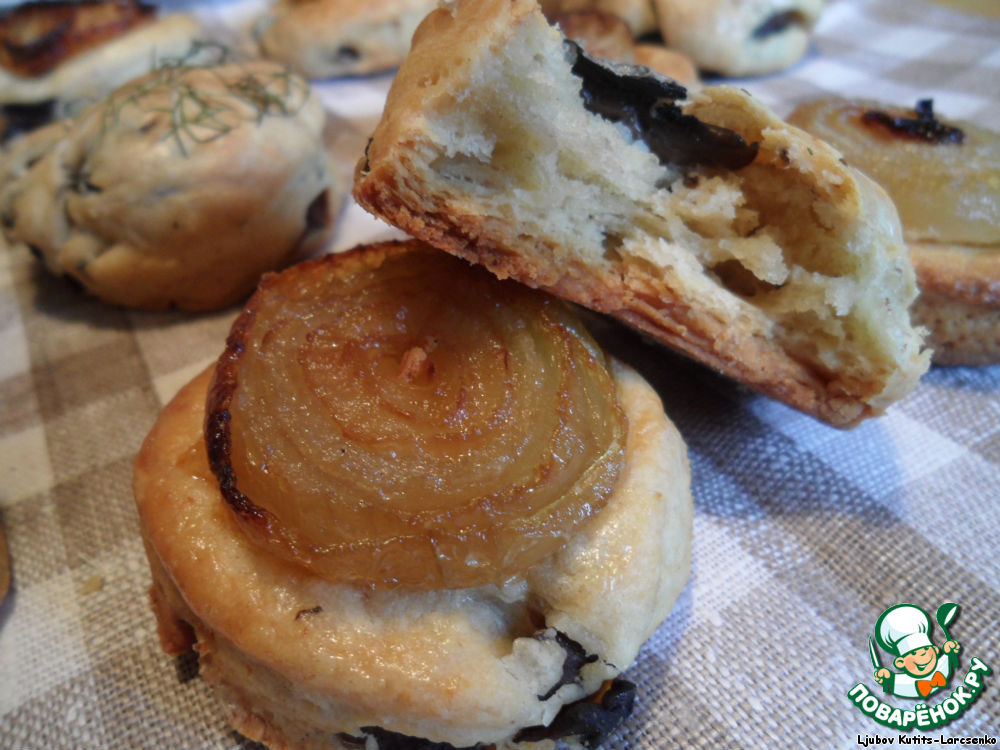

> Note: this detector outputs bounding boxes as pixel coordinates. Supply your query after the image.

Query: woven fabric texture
[1,0,998,747]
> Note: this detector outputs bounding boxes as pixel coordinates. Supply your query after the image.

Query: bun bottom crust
[908,242,1000,366]
[910,292,1000,367]
[135,359,692,750]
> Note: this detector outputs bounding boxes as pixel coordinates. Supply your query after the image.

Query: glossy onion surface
[207,243,626,589]
[788,98,1000,245]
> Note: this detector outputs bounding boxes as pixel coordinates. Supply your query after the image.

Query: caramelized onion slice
[207,242,626,589]
[787,98,1000,246]
[0,1,156,78]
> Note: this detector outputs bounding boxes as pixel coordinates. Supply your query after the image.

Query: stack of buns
[132,1,937,749]
[353,0,928,427]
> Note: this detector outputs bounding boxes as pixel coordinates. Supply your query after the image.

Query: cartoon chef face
[874,603,940,675]
[894,644,941,677]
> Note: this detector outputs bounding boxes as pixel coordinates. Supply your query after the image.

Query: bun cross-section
[353,0,930,426]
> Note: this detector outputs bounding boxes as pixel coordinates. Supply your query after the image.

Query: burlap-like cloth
[1,0,997,746]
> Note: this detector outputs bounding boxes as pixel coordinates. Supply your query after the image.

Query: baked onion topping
[207,243,626,589]
[787,97,1000,246]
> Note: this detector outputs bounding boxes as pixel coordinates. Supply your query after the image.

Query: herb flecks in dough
[98,56,310,156]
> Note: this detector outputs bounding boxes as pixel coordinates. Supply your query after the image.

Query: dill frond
[97,44,309,157]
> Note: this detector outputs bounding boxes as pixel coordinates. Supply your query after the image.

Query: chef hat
[875,604,933,657]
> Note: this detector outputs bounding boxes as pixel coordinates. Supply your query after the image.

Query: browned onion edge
[204,241,416,539]
[205,240,629,588]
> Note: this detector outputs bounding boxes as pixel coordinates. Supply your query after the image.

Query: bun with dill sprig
[0,54,342,310]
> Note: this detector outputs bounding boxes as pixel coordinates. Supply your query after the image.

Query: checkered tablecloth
[1,0,998,747]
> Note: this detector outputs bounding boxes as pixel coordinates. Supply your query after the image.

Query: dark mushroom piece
[566,40,759,170]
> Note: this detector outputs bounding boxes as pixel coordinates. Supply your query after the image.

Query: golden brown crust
[0,13,200,108]
[255,0,439,79]
[911,245,1000,365]
[354,188,856,423]
[551,10,702,89]
[633,43,700,88]
[553,10,636,62]
[146,548,195,657]
[910,291,1000,367]
[909,243,1000,365]
[909,243,1000,307]
[539,0,658,36]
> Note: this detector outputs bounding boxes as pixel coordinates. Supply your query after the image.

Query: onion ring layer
[207,242,626,589]
[788,98,1000,246]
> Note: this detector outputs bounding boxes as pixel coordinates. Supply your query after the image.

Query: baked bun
[633,43,700,88]
[0,5,202,116]
[353,0,928,427]
[135,240,693,750]
[652,0,823,76]
[255,0,439,79]
[540,0,658,36]
[0,60,342,311]
[553,10,637,62]
[789,97,1000,365]
[551,9,701,89]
